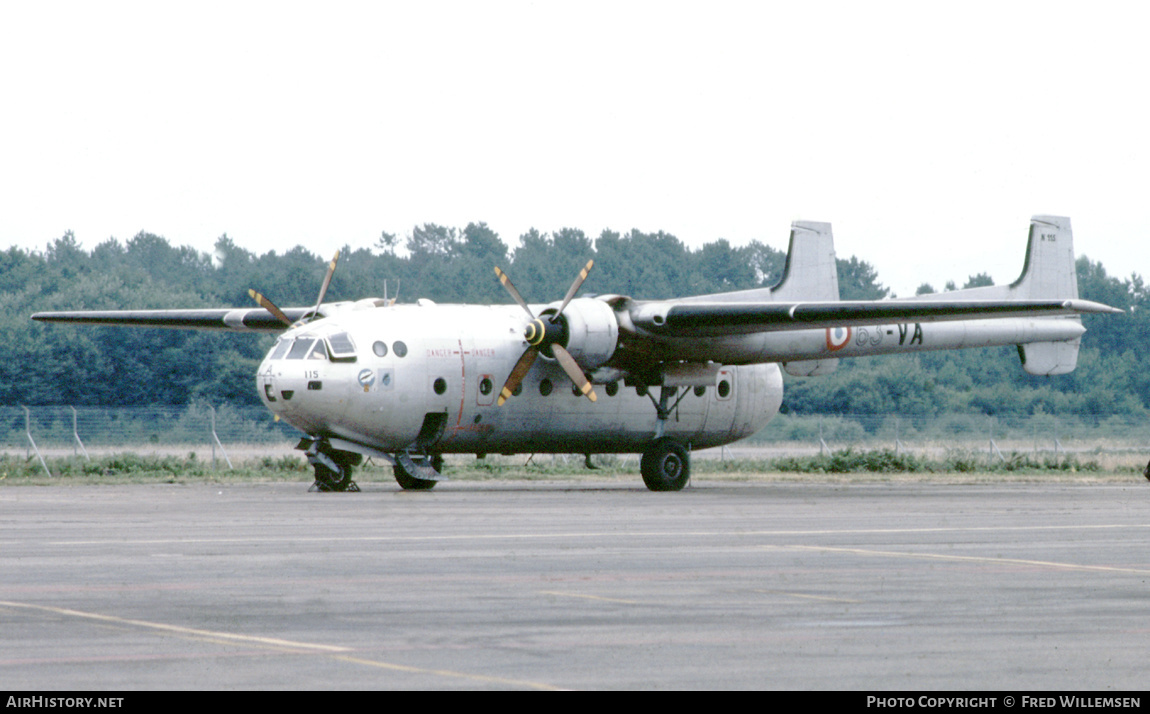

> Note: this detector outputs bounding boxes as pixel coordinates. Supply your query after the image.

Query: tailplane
[916,215,1082,375]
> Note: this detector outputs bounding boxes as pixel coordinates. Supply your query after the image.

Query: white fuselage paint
[256,303,1081,455]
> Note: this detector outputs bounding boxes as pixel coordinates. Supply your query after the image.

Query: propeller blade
[553,259,594,322]
[552,344,597,402]
[494,266,535,319]
[248,289,294,327]
[307,250,341,321]
[497,347,539,406]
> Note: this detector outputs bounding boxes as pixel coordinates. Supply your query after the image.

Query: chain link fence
[1,405,300,467]
[5,404,1148,460]
[739,412,1150,468]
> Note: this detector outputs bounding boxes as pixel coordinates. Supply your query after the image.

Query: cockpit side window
[308,342,328,360]
[269,338,291,360]
[286,338,316,359]
[326,332,357,361]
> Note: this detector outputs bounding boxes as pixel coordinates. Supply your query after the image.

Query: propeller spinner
[494,260,597,405]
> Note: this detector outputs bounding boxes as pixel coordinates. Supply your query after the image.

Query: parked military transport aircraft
[32,216,1121,492]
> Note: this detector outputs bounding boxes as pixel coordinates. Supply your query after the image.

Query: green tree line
[3,223,1145,418]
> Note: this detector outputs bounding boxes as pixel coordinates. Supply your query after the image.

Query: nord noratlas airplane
[32,216,1121,492]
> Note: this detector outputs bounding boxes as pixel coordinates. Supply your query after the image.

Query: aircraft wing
[30,307,313,332]
[627,298,1122,337]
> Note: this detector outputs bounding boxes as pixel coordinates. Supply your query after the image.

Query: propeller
[248,288,294,327]
[494,260,597,406]
[305,250,341,321]
[248,250,341,327]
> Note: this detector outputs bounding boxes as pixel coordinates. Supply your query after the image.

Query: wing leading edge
[30,307,313,331]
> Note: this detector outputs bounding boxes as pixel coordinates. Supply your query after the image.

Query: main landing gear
[637,385,692,491]
[393,452,443,490]
[641,437,691,491]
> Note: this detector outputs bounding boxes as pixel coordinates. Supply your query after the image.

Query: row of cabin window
[429,377,731,399]
[272,335,406,361]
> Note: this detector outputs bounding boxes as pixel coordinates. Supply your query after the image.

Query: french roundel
[826,326,851,351]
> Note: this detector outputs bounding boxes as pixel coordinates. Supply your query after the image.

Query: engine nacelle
[542,297,619,370]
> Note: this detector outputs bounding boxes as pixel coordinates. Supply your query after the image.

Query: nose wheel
[641,437,690,491]
[309,451,361,492]
[299,437,361,492]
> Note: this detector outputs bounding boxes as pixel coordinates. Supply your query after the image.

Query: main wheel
[393,454,443,490]
[641,438,690,491]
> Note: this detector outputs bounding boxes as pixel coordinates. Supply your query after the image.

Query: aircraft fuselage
[258,303,784,455]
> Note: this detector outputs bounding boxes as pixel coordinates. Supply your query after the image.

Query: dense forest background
[3,222,1146,418]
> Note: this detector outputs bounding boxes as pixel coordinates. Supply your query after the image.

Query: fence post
[209,406,233,470]
[22,406,51,477]
[71,407,90,462]
[1053,417,1065,460]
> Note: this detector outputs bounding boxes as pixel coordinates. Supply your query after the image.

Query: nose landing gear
[298,438,361,492]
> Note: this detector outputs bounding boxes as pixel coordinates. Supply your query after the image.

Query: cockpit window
[286,338,316,359]
[308,342,328,360]
[269,338,291,360]
[326,332,357,361]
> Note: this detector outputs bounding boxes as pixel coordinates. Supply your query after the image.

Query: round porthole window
[539,379,553,396]
[393,341,408,358]
[605,381,619,397]
[372,341,388,357]
[479,377,493,396]
[433,377,447,395]
[717,380,731,398]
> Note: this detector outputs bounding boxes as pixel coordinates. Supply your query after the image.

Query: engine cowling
[539,297,619,370]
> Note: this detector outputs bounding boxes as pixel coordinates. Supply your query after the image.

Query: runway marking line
[765,545,1150,575]
[30,522,1150,548]
[538,590,639,605]
[752,590,862,604]
[0,600,565,691]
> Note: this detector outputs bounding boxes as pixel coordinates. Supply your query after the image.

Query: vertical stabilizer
[1013,216,1081,375]
[774,221,841,376]
[1010,215,1079,300]
[771,221,840,302]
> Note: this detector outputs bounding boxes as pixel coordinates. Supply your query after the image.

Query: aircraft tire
[641,438,690,492]
[313,462,356,492]
[393,454,443,491]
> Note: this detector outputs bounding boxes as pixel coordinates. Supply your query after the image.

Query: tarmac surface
[2,478,1149,690]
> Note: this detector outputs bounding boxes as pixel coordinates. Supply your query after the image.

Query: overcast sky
[2,1,1146,297]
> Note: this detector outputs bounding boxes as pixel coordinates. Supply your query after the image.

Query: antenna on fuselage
[382,279,400,307]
